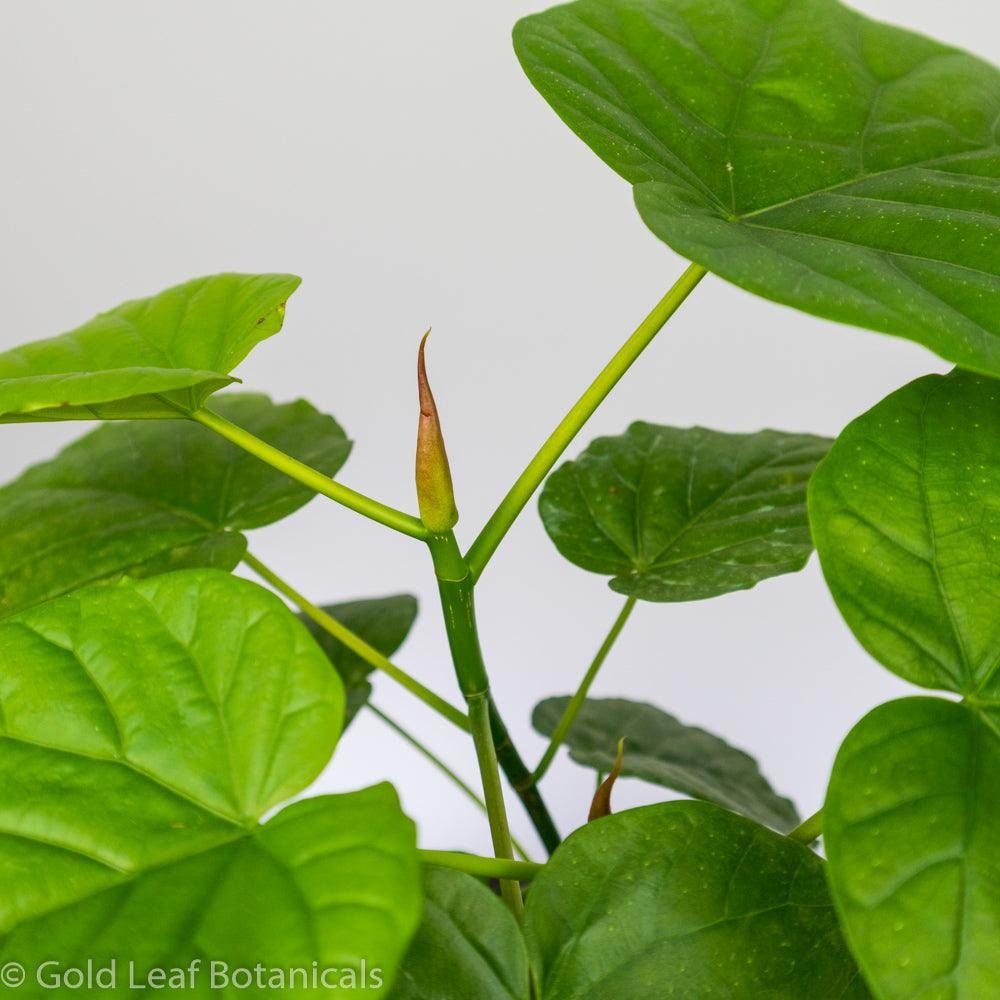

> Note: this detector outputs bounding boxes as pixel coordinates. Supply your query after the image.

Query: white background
[1,1,993,857]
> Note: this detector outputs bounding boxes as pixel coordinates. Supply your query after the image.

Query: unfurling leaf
[415,331,459,532]
[588,737,624,821]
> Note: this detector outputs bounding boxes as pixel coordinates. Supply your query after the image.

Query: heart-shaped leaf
[300,595,419,728]
[0,273,299,422]
[539,422,830,601]
[533,696,799,831]
[514,0,1000,376]
[391,868,531,1000]
[0,393,350,618]
[825,697,1000,1000]
[809,369,1000,698]
[0,569,421,994]
[524,800,870,998]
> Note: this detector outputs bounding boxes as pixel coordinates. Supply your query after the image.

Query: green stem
[468,693,524,917]
[533,596,637,783]
[368,703,532,861]
[428,533,561,854]
[417,849,542,882]
[242,553,468,732]
[193,407,429,540]
[789,809,823,845]
[466,263,707,580]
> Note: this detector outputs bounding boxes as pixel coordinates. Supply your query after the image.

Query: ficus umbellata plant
[0,0,998,997]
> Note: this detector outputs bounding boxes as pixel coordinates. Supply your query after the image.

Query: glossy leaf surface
[810,370,1000,697]
[539,422,829,601]
[533,696,799,830]
[392,868,530,1000]
[301,595,419,727]
[0,393,349,618]
[825,697,1000,1000]
[0,570,421,994]
[514,0,1000,375]
[525,801,869,998]
[0,273,299,421]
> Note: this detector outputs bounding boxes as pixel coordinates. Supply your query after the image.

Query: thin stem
[368,703,532,861]
[242,553,468,732]
[789,809,823,845]
[468,693,524,917]
[192,407,429,540]
[466,263,707,580]
[533,596,637,783]
[417,849,542,882]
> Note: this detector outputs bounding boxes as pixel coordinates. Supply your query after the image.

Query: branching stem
[466,263,707,579]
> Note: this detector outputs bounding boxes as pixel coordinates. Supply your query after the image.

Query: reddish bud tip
[415,330,459,533]
[588,738,625,822]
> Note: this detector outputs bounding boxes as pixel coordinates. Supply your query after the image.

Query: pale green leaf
[0,273,299,421]
[825,697,1000,1000]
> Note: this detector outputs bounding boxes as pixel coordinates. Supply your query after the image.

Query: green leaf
[533,696,800,831]
[524,800,870,999]
[825,697,1000,1000]
[300,595,419,727]
[0,392,350,618]
[0,273,299,421]
[514,0,1000,377]
[391,868,531,1000]
[539,422,830,601]
[809,369,1000,699]
[0,570,422,994]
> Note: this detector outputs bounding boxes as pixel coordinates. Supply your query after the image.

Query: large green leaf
[0,393,350,618]
[533,696,800,830]
[825,697,1000,1000]
[810,369,1000,699]
[514,0,1000,376]
[524,800,870,998]
[0,570,421,994]
[539,422,830,601]
[391,868,530,1000]
[301,595,420,728]
[0,273,299,421]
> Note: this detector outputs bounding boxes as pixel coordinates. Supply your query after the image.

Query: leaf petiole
[789,809,823,845]
[417,849,543,883]
[192,406,429,540]
[533,596,637,784]
[465,263,707,580]
[242,553,469,731]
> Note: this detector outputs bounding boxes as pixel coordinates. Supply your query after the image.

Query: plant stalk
[368,703,532,861]
[466,263,707,580]
[789,809,823,845]
[242,553,468,731]
[193,407,429,540]
[417,849,542,882]
[533,596,637,784]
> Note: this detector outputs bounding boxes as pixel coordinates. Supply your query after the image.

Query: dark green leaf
[524,801,870,999]
[534,696,799,830]
[0,273,299,421]
[514,0,1000,376]
[810,369,1000,698]
[539,422,829,601]
[391,868,530,1000]
[0,392,350,618]
[825,697,1000,1000]
[0,570,421,994]
[300,595,419,727]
